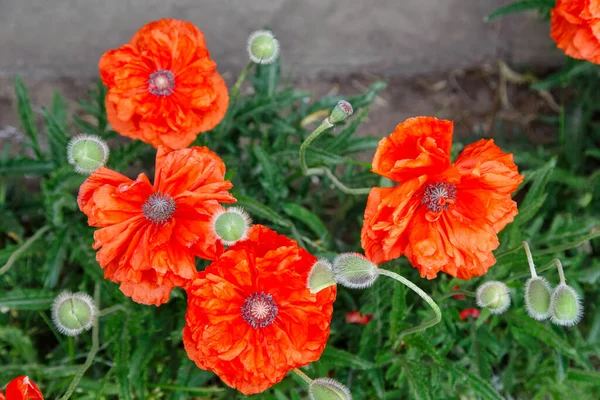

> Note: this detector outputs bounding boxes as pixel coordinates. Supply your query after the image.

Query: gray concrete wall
[0,0,561,79]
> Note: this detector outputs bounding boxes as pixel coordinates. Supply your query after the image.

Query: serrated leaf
[400,359,432,400]
[253,146,288,203]
[42,106,69,168]
[0,157,53,176]
[453,366,503,400]
[14,75,43,158]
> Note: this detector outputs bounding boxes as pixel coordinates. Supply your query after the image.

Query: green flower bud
[307,260,336,294]
[476,281,511,315]
[524,276,552,321]
[51,291,97,336]
[309,378,352,400]
[247,30,279,64]
[550,284,583,327]
[212,207,251,246]
[332,253,378,289]
[328,100,353,124]
[67,134,109,174]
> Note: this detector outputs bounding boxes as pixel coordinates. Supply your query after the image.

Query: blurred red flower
[78,146,235,306]
[346,311,373,324]
[99,19,229,149]
[452,285,466,300]
[361,117,523,280]
[551,0,600,64]
[459,308,481,321]
[183,225,336,395]
[2,376,43,400]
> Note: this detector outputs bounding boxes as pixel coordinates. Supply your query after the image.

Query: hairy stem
[552,258,566,285]
[60,283,101,400]
[522,241,537,278]
[98,304,127,317]
[299,118,334,174]
[0,225,51,277]
[230,61,254,101]
[378,269,442,346]
[293,368,313,385]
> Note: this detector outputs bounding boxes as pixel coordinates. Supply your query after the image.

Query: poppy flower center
[241,292,278,328]
[142,193,176,224]
[422,182,456,213]
[148,70,175,96]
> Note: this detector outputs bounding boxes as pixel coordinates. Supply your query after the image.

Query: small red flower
[452,285,466,300]
[183,225,336,395]
[459,308,481,321]
[346,311,373,325]
[3,376,43,400]
[78,146,235,306]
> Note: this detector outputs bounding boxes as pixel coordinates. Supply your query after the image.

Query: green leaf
[320,346,376,370]
[42,106,69,168]
[0,157,53,177]
[486,0,554,21]
[452,366,503,400]
[566,369,600,384]
[253,57,281,97]
[0,289,56,310]
[235,195,292,228]
[400,359,432,400]
[14,75,43,158]
[253,146,289,203]
[0,327,38,363]
[282,203,330,244]
[516,158,556,226]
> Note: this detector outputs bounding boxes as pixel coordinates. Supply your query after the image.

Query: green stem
[230,61,254,102]
[378,269,442,345]
[522,241,537,278]
[98,305,127,317]
[292,368,313,385]
[436,289,476,301]
[0,225,50,277]
[306,167,372,195]
[299,118,334,174]
[60,283,101,400]
[505,259,557,283]
[552,258,566,285]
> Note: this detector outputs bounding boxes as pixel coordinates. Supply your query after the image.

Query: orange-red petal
[5,376,43,400]
[372,117,453,183]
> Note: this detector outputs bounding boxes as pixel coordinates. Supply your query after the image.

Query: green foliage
[1,36,600,400]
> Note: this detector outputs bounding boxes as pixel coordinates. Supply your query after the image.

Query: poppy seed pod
[309,378,353,400]
[328,100,354,124]
[307,259,336,294]
[67,134,109,174]
[51,291,97,336]
[247,30,280,64]
[332,253,379,289]
[550,284,583,327]
[524,276,552,321]
[476,281,511,315]
[212,207,252,246]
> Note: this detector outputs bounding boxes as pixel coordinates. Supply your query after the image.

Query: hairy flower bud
[476,281,511,315]
[309,378,352,400]
[550,284,583,327]
[524,276,552,321]
[212,207,251,245]
[67,134,109,174]
[247,30,279,64]
[332,253,378,289]
[51,291,97,336]
[328,100,353,124]
[307,259,336,294]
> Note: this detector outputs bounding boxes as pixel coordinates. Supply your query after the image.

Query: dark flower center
[421,182,456,213]
[148,70,175,96]
[142,193,176,224]
[241,292,278,329]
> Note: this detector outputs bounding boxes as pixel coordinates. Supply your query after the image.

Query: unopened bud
[51,291,97,336]
[476,281,511,315]
[247,30,279,64]
[307,260,336,293]
[309,378,352,400]
[524,276,552,321]
[212,207,251,246]
[550,284,583,327]
[332,253,378,289]
[67,134,109,174]
[328,100,353,124]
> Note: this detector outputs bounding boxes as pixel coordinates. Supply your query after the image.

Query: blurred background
[0,0,561,142]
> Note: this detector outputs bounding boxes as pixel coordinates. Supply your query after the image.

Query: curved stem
[230,61,254,102]
[436,289,476,301]
[299,118,334,174]
[0,225,51,277]
[293,368,313,385]
[98,304,127,317]
[306,167,372,195]
[522,241,537,278]
[552,258,566,285]
[60,283,101,400]
[378,269,442,346]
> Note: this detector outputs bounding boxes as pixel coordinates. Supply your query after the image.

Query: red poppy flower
[78,146,235,306]
[183,225,336,395]
[346,311,373,325]
[551,0,600,64]
[99,19,229,149]
[361,117,523,280]
[459,308,481,321]
[3,376,43,400]
[452,285,466,300]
